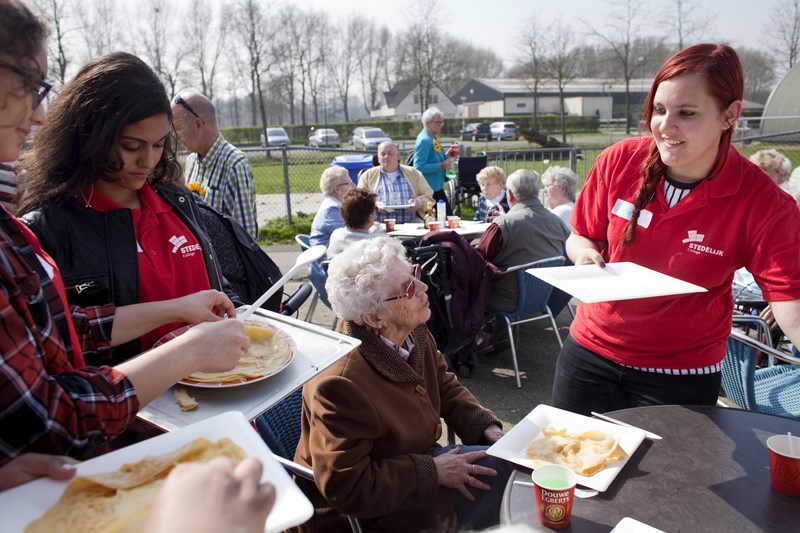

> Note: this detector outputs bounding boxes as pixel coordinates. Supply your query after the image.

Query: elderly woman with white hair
[413,106,457,215]
[293,237,512,532]
[309,165,355,248]
[541,166,579,230]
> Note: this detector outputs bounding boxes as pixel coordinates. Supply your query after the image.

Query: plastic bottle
[437,199,446,224]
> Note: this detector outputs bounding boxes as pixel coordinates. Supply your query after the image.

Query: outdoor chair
[254,388,363,533]
[488,256,565,388]
[721,324,800,419]
[294,234,334,327]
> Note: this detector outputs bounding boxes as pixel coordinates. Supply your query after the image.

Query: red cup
[450,144,460,158]
[767,434,800,497]
[532,465,577,528]
[384,218,396,232]
[427,221,441,232]
[447,216,460,229]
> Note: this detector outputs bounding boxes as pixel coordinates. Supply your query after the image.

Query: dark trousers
[432,189,453,217]
[551,335,721,416]
[431,444,513,530]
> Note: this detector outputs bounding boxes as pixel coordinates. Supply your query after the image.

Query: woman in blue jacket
[413,107,456,215]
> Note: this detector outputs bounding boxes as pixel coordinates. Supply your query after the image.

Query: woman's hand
[182,319,249,374]
[573,248,606,267]
[439,159,453,171]
[434,448,497,501]
[483,424,504,444]
[147,457,275,533]
[0,454,77,491]
[176,290,237,322]
[759,304,778,329]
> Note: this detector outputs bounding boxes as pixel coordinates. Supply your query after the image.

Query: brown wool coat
[293,322,501,532]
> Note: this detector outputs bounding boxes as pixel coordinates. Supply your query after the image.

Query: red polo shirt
[571,137,800,369]
[91,184,211,349]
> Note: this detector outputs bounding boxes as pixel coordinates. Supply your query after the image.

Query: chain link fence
[244,133,800,225]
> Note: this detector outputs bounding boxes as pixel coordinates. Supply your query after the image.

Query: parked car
[351,127,391,151]
[260,127,291,147]
[489,121,517,141]
[459,122,492,141]
[308,127,341,148]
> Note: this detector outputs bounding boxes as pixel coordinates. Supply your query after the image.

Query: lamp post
[459,96,467,131]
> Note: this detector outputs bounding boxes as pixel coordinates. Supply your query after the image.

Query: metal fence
[244,133,800,225]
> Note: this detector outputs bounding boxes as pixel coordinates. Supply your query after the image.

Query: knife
[591,411,663,440]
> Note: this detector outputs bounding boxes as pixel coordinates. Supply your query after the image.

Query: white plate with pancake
[154,319,296,388]
[0,411,312,533]
[487,404,647,492]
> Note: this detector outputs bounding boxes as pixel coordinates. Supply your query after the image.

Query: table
[137,309,360,432]
[388,220,490,240]
[501,405,800,532]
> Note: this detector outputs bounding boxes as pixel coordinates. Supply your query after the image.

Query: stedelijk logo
[683,230,724,256]
[169,235,188,253]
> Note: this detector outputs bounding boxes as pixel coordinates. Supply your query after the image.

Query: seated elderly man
[476,169,569,313]
[358,140,434,224]
[294,237,512,532]
[326,189,383,259]
[310,166,355,248]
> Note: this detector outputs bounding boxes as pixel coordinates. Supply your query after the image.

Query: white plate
[154,318,296,388]
[611,517,666,532]
[487,404,646,492]
[381,204,413,211]
[527,261,707,303]
[0,411,312,533]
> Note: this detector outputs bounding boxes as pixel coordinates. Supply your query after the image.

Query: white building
[371,80,457,119]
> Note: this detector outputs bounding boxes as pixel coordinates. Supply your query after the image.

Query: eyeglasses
[337,181,354,187]
[431,119,444,125]
[173,94,201,119]
[0,58,53,109]
[383,264,421,302]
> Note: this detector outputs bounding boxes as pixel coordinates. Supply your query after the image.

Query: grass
[257,212,313,245]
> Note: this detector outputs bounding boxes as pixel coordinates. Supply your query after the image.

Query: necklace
[81,186,94,208]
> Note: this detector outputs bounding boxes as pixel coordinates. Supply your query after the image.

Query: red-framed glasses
[383,264,421,302]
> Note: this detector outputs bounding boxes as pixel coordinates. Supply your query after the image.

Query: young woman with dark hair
[18,52,243,366]
[552,43,800,415]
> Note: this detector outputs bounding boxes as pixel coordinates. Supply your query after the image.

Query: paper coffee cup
[767,434,800,497]
[427,221,441,232]
[384,218,396,232]
[447,216,460,229]
[532,464,577,528]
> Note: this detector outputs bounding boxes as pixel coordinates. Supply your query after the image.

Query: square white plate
[0,411,312,533]
[527,261,707,303]
[487,404,646,492]
[381,204,412,211]
[611,517,666,532]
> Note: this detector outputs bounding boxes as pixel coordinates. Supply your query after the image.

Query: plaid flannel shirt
[0,208,138,465]
[375,169,416,224]
[185,133,259,239]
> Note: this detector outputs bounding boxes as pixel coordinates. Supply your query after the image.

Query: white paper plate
[487,404,646,492]
[527,261,707,303]
[0,411,312,533]
[381,204,412,211]
[611,517,666,532]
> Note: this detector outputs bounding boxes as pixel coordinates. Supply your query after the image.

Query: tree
[182,0,226,100]
[583,0,655,134]
[328,15,366,122]
[668,0,714,51]
[543,22,582,142]
[399,0,448,114]
[73,0,122,62]
[35,0,72,84]
[739,47,777,104]
[357,25,392,115]
[134,0,187,96]
[233,0,276,134]
[516,13,545,130]
[772,0,800,72]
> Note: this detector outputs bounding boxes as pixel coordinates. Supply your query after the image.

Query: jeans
[431,444,513,530]
[551,335,721,416]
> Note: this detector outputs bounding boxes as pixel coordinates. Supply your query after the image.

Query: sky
[290,0,782,67]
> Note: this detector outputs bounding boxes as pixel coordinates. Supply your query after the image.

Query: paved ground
[264,243,572,433]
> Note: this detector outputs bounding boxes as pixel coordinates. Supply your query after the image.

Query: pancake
[524,426,627,476]
[186,321,292,383]
[25,438,246,532]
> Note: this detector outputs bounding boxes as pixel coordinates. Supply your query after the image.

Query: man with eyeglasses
[171,92,258,239]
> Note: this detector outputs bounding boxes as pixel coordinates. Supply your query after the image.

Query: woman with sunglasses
[0,0,247,464]
[293,237,512,532]
[17,51,244,366]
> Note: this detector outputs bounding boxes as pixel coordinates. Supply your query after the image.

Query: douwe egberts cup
[532,464,577,528]
[384,218,396,232]
[447,216,460,229]
[767,434,800,497]
[427,221,441,232]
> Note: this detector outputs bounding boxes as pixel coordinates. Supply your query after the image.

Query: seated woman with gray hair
[293,237,512,532]
[310,166,355,248]
[541,166,579,230]
[326,188,383,259]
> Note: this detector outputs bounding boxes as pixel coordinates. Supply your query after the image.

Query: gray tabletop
[501,405,800,532]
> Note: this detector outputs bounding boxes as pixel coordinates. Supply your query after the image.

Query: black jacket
[22,181,242,365]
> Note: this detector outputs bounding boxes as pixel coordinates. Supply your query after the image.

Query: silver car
[261,127,291,147]
[489,121,517,141]
[351,127,391,151]
[308,128,341,148]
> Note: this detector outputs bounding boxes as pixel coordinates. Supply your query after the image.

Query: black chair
[457,155,488,195]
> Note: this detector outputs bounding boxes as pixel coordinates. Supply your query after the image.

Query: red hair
[623,44,743,245]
